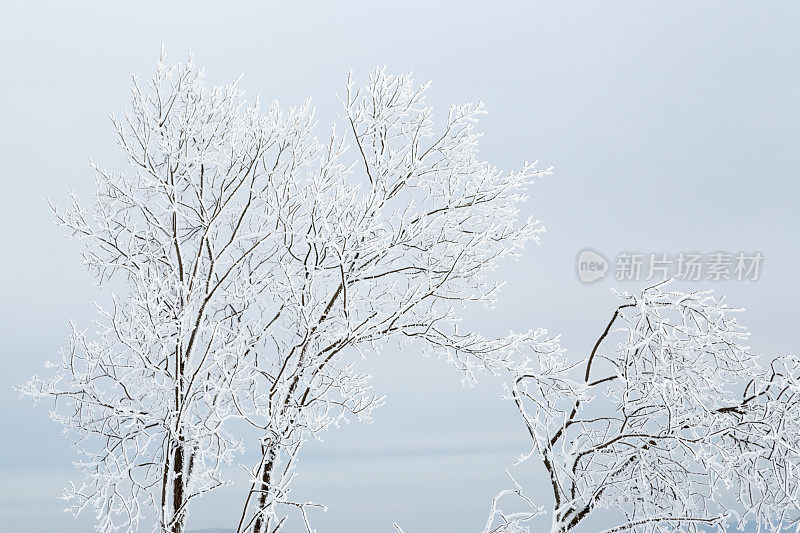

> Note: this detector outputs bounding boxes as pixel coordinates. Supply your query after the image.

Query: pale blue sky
[1,2,798,531]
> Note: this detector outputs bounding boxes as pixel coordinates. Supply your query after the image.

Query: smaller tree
[502,282,800,532]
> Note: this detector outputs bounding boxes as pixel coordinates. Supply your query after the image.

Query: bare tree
[18,53,550,533]
[502,282,800,532]
[231,66,551,533]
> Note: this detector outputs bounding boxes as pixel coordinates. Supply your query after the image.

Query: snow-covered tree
[18,52,549,533]
[502,282,800,532]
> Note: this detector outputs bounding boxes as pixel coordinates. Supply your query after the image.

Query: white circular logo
[577,249,608,283]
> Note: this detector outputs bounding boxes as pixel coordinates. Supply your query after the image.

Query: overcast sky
[1,2,798,532]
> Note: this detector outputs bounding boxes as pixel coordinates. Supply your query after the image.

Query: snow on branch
[502,281,800,532]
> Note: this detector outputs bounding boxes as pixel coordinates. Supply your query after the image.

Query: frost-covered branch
[481,472,545,533]
[503,281,800,532]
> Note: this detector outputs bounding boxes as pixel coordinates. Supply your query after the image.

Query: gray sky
[1,2,798,531]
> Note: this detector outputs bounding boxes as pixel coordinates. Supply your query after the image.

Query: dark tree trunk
[252,444,277,533]
[170,439,187,533]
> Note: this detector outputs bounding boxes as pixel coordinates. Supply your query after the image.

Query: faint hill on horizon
[184,521,768,532]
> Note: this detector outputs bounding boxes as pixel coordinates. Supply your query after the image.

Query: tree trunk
[252,443,277,533]
[170,439,187,533]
